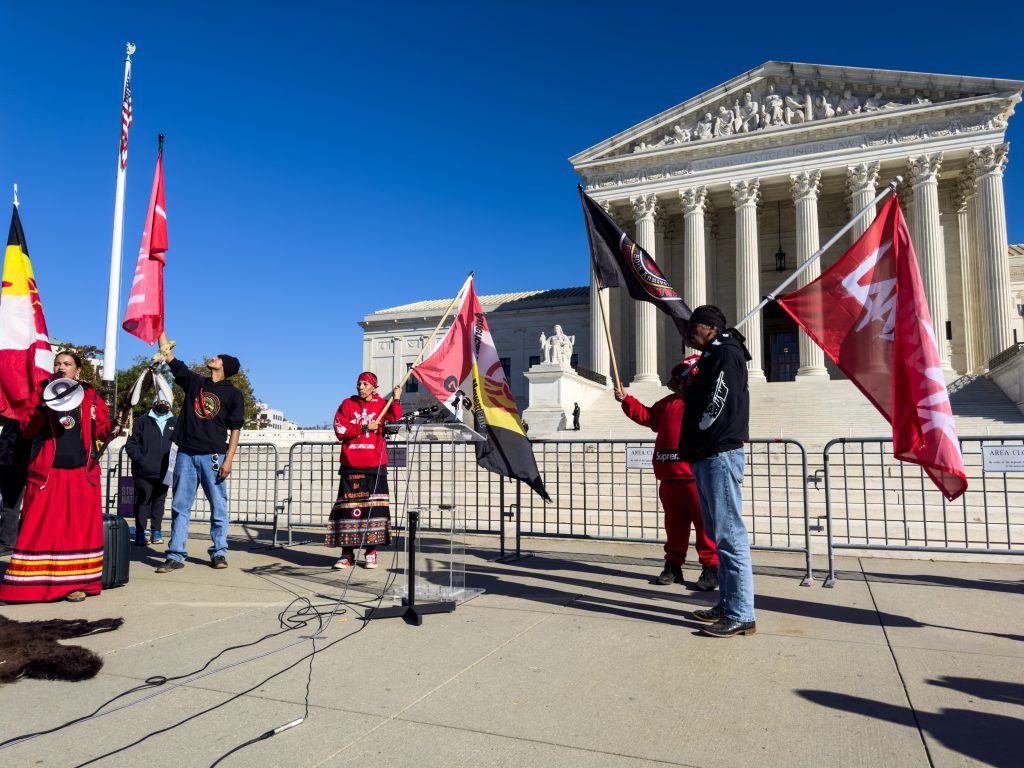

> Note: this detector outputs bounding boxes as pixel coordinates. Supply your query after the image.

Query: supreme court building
[571,61,1023,385]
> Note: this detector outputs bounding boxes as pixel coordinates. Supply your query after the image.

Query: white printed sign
[981,444,1024,472]
[625,446,653,470]
[163,444,178,486]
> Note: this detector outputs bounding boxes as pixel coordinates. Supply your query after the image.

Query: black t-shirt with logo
[168,358,245,454]
[51,407,87,469]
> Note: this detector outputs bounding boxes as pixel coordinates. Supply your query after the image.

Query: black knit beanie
[689,305,728,330]
[219,354,240,379]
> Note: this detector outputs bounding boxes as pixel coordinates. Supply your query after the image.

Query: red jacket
[620,393,694,481]
[333,394,402,469]
[21,383,111,484]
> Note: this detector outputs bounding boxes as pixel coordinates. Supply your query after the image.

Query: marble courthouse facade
[571,62,1024,385]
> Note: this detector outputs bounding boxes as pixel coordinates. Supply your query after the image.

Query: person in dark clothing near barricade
[154,331,244,573]
[679,305,756,638]
[572,402,581,431]
[125,393,177,546]
[0,417,30,558]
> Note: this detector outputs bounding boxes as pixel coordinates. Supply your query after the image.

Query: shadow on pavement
[797,689,1021,768]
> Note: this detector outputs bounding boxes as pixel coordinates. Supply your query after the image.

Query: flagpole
[101,41,135,385]
[577,187,623,391]
[734,176,902,333]
[373,271,474,426]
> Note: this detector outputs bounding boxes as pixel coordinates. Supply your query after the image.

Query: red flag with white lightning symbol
[777,196,967,501]
[122,146,167,344]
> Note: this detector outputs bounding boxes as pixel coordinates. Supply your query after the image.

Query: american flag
[119,67,132,170]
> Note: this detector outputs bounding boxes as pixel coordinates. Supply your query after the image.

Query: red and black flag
[413,280,550,501]
[579,185,691,336]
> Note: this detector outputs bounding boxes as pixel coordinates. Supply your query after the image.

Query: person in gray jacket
[125,396,177,546]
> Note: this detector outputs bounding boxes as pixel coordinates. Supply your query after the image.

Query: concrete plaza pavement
[0,526,1021,767]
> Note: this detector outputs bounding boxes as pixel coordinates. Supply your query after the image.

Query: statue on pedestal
[539,325,575,368]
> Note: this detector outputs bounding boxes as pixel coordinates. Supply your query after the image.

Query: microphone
[397,405,439,421]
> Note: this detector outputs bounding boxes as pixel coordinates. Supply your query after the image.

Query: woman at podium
[327,372,402,569]
[0,352,111,603]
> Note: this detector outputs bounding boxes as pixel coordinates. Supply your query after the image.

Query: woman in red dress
[326,372,401,570]
[0,352,111,603]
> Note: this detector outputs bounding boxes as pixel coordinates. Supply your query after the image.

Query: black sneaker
[655,562,684,585]
[211,555,228,569]
[695,565,719,592]
[156,559,184,573]
[691,606,725,623]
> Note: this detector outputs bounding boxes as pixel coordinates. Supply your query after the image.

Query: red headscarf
[357,372,378,388]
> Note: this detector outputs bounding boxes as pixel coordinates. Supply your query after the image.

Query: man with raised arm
[154,331,244,573]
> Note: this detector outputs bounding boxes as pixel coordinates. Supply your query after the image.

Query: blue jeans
[691,448,755,622]
[167,449,228,563]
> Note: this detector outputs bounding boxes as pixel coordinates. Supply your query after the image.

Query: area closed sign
[625,446,653,470]
[981,445,1024,472]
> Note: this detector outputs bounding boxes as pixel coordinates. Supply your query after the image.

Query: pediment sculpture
[632,79,961,152]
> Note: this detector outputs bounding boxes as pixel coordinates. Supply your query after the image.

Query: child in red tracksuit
[616,355,719,591]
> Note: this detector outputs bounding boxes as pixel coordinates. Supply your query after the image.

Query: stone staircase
[543,374,1024,450]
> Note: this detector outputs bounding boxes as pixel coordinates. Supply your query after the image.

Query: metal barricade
[283,437,814,584]
[110,442,283,542]
[822,435,1024,586]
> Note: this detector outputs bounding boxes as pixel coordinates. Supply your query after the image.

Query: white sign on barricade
[625,446,653,470]
[981,444,1024,472]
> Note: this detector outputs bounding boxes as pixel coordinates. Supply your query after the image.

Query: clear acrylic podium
[367,421,485,625]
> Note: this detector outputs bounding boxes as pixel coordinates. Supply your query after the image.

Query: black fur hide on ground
[0,615,124,684]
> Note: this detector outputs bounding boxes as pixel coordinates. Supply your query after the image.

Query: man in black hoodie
[679,306,756,638]
[154,331,244,573]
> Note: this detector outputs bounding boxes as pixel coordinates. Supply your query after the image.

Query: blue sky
[2,1,1022,426]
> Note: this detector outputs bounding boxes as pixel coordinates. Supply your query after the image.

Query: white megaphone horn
[42,377,85,412]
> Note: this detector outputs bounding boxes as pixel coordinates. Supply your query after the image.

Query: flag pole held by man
[777,195,967,501]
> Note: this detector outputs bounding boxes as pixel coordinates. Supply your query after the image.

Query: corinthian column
[679,186,708,356]
[790,170,828,377]
[846,161,880,243]
[630,193,660,384]
[705,206,718,304]
[954,175,983,374]
[907,153,953,370]
[589,263,611,382]
[730,179,765,381]
[969,144,1013,362]
[589,200,613,384]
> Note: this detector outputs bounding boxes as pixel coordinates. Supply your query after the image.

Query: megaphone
[42,377,85,412]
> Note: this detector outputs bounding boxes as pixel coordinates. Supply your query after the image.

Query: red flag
[122,149,167,344]
[412,280,550,500]
[0,205,54,421]
[777,197,967,501]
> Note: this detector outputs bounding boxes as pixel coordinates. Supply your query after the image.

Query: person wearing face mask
[0,351,111,603]
[124,394,177,547]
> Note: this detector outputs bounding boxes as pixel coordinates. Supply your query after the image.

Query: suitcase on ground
[101,513,130,589]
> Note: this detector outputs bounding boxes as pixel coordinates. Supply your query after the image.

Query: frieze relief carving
[629,79,970,153]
